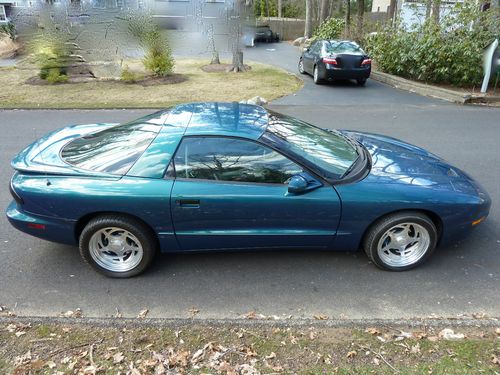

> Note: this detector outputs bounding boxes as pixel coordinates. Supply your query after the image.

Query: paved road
[0,43,499,320]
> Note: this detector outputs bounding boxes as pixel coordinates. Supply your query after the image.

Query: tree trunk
[229,0,246,72]
[278,0,282,18]
[229,50,245,72]
[388,0,397,25]
[305,0,313,38]
[320,0,329,22]
[344,0,351,36]
[356,0,364,38]
[432,0,441,23]
[425,0,432,20]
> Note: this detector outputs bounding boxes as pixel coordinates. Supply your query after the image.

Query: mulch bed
[25,73,187,86]
[201,63,252,73]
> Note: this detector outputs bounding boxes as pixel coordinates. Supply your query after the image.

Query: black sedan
[299,40,371,86]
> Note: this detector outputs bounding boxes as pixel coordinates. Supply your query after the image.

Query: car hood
[12,123,118,176]
[341,130,483,196]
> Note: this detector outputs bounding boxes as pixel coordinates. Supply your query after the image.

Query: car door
[169,136,341,251]
[303,41,320,74]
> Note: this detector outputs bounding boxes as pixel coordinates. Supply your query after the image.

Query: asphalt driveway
[0,42,499,320]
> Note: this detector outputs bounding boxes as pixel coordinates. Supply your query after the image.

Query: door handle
[176,199,200,208]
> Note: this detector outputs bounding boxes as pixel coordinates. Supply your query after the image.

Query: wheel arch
[359,209,443,250]
[75,211,160,247]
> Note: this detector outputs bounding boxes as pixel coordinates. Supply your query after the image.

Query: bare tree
[320,0,330,22]
[278,0,282,17]
[305,0,313,38]
[356,0,364,38]
[344,0,351,36]
[425,0,432,20]
[388,0,397,25]
[228,0,247,72]
[432,0,441,23]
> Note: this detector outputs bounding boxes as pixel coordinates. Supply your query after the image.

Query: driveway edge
[1,315,498,328]
[371,71,500,105]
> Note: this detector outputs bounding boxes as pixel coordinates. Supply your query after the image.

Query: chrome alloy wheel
[377,223,430,267]
[298,59,305,74]
[88,227,144,272]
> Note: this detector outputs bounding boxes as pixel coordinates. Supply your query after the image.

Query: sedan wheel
[79,215,157,278]
[313,66,322,84]
[298,59,305,74]
[363,212,437,271]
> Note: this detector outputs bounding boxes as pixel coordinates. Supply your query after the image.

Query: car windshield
[261,112,359,179]
[61,110,169,175]
[326,41,364,54]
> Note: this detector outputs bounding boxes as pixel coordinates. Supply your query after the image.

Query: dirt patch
[25,73,187,86]
[201,63,252,73]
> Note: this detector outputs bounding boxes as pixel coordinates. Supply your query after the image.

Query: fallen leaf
[438,328,465,341]
[46,360,57,369]
[15,331,26,337]
[188,307,200,317]
[491,354,500,365]
[346,350,357,359]
[60,308,83,318]
[244,311,257,319]
[137,309,149,319]
[265,352,276,360]
[411,343,421,354]
[472,312,487,319]
[495,328,500,335]
[113,352,125,364]
[313,314,328,320]
[372,357,380,365]
[365,327,380,335]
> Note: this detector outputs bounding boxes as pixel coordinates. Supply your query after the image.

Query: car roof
[168,102,269,140]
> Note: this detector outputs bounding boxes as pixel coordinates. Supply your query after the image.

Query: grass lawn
[0,59,302,109]
[1,320,498,374]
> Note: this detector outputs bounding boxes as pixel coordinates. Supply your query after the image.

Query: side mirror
[288,175,308,194]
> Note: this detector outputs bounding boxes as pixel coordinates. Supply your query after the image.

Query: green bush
[45,68,68,84]
[314,18,345,40]
[0,23,15,39]
[364,2,499,87]
[127,13,174,77]
[121,65,142,82]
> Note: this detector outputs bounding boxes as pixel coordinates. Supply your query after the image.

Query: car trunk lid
[12,123,117,176]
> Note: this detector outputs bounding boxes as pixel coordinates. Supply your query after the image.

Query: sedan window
[173,137,303,184]
[326,41,364,54]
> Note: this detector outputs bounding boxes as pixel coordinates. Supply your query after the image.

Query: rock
[88,61,121,79]
[246,96,268,105]
[438,328,465,340]
[292,37,306,46]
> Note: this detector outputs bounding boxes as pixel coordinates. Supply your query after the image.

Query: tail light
[361,59,372,66]
[322,57,338,65]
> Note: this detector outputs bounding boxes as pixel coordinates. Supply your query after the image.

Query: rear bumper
[6,201,77,246]
[324,65,371,80]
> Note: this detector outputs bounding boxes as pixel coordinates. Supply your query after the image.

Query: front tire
[363,212,437,271]
[298,58,306,74]
[79,215,157,278]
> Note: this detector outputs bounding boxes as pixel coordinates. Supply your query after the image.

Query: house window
[0,5,7,21]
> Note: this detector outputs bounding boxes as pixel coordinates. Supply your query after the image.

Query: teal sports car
[6,102,491,277]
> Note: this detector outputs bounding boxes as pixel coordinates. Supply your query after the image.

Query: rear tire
[363,212,437,271]
[357,78,367,86]
[313,65,323,84]
[79,215,157,278]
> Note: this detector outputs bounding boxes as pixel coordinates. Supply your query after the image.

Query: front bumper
[6,201,77,246]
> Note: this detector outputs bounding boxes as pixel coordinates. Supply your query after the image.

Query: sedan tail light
[322,57,338,65]
[361,58,372,66]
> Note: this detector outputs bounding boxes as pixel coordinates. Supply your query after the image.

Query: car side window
[173,137,303,184]
[311,42,321,55]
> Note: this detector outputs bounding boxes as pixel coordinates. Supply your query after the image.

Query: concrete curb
[371,71,500,105]
[1,315,498,329]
